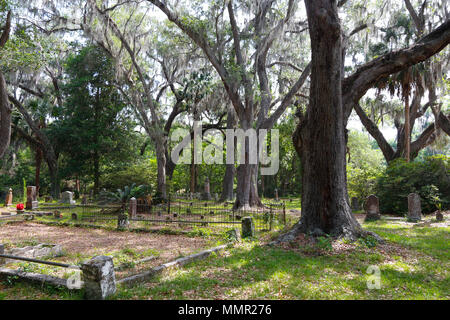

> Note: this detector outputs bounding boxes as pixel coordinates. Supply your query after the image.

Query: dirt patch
[0,222,210,267]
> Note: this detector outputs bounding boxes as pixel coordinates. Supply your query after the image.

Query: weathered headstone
[129,197,137,219]
[4,188,13,207]
[241,216,255,238]
[117,213,129,230]
[435,211,444,222]
[351,197,360,211]
[226,228,241,242]
[81,256,116,300]
[61,191,76,205]
[407,193,422,222]
[26,186,38,210]
[364,194,380,221]
[71,213,78,220]
[202,177,212,200]
[44,195,53,203]
[214,193,219,202]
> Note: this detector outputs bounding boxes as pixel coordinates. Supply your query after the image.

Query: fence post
[167,193,171,215]
[81,256,116,300]
[0,244,4,265]
[129,197,137,219]
[242,216,255,238]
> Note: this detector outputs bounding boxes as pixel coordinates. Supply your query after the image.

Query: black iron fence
[28,195,289,233]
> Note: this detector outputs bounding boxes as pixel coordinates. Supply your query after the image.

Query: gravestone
[61,191,76,205]
[202,178,212,200]
[129,197,137,219]
[26,186,38,210]
[241,216,255,238]
[44,195,53,203]
[435,211,444,222]
[407,193,422,222]
[214,193,219,202]
[4,188,13,207]
[274,188,279,202]
[81,256,116,300]
[364,194,380,221]
[351,197,360,211]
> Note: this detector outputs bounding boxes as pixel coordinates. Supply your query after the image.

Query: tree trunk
[221,163,235,201]
[0,71,11,159]
[93,150,100,195]
[35,148,42,195]
[221,106,237,202]
[278,0,366,241]
[155,140,167,199]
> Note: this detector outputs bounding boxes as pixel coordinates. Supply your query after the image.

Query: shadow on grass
[114,236,448,300]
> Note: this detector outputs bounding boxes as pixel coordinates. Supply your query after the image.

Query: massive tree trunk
[279,0,365,241]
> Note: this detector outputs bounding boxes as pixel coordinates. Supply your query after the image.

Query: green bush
[375,155,450,215]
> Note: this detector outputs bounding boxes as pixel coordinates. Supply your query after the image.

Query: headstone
[129,197,137,219]
[435,211,444,222]
[364,194,380,221]
[351,197,360,211]
[71,213,78,220]
[61,191,76,205]
[214,193,219,202]
[407,193,422,222]
[81,256,116,300]
[26,186,38,210]
[44,195,53,203]
[241,216,255,238]
[226,228,241,242]
[4,188,13,207]
[274,188,279,202]
[202,177,212,200]
[117,213,129,230]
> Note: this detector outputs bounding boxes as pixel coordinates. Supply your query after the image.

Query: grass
[0,212,448,300]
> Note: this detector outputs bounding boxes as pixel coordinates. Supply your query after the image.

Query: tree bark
[0,72,11,159]
[279,0,365,241]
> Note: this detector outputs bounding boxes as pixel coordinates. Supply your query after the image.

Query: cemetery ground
[0,200,448,300]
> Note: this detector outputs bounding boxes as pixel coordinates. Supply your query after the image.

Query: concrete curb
[0,267,72,288]
[117,244,228,286]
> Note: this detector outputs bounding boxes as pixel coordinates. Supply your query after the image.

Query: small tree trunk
[35,148,42,195]
[221,163,235,201]
[404,90,411,162]
[93,151,100,195]
[0,71,11,158]
[155,141,167,199]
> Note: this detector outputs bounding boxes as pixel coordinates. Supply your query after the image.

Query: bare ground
[0,222,211,279]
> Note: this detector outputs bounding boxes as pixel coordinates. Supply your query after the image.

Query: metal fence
[25,194,289,233]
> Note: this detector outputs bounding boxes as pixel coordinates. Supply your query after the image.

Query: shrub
[375,155,450,215]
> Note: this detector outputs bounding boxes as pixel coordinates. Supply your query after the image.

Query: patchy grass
[0,217,448,300]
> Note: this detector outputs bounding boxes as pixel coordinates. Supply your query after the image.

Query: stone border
[117,244,228,286]
[0,267,71,288]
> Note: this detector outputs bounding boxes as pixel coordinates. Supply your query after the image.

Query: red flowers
[16,203,24,210]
